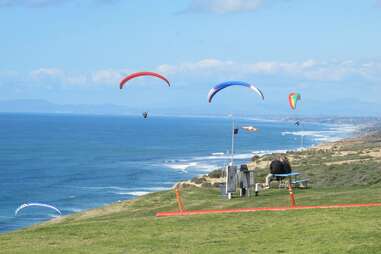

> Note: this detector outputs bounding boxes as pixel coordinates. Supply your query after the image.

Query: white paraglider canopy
[15,203,62,216]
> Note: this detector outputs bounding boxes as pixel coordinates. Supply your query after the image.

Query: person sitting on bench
[265,156,291,188]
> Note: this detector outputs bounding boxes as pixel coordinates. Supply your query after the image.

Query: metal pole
[231,116,235,166]
[226,115,235,199]
[301,122,304,149]
[299,100,304,149]
[225,163,228,196]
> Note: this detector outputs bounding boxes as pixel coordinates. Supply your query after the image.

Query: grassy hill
[1,132,381,254]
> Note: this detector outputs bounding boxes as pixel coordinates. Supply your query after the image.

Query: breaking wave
[282,124,359,143]
[113,191,150,196]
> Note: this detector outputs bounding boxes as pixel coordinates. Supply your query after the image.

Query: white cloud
[91,69,124,84]
[184,1,381,13]
[185,0,263,14]
[157,58,381,82]
[29,68,89,86]
[157,59,235,74]
[30,68,63,79]
[2,59,381,89]
[64,74,88,85]
[27,67,130,86]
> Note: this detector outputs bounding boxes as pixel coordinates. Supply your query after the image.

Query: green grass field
[1,185,381,254]
[2,133,381,254]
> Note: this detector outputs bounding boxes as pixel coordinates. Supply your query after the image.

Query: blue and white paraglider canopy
[208,81,264,103]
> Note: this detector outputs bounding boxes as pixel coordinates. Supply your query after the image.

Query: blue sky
[1,0,381,116]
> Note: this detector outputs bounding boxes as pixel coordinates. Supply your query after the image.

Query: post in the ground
[175,187,185,212]
[288,183,296,207]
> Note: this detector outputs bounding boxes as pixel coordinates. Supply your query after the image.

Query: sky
[0,0,381,116]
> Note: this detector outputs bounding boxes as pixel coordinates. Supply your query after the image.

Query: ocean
[0,113,357,233]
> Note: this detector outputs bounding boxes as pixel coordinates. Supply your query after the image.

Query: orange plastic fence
[156,203,381,217]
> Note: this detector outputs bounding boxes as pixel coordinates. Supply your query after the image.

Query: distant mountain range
[0,99,380,119]
[0,99,137,115]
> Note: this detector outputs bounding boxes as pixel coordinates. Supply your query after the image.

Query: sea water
[0,113,357,233]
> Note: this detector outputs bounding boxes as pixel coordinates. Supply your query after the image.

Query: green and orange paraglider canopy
[288,92,301,110]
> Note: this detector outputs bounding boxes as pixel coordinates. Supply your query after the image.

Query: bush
[208,169,223,178]
[251,155,260,161]
[201,182,213,188]
[191,177,206,184]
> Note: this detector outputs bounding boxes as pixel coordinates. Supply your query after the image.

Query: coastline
[0,120,372,234]
[51,122,374,219]
[2,124,381,253]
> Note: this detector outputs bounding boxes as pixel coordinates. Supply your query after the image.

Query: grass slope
[1,186,381,254]
[2,133,381,253]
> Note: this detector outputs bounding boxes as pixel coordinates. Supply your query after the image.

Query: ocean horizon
[0,113,358,233]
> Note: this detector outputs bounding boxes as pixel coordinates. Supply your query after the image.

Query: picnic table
[272,172,300,178]
[272,172,300,188]
[272,172,309,188]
